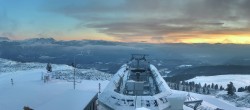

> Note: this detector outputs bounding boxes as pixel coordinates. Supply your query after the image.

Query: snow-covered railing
[150,64,172,94]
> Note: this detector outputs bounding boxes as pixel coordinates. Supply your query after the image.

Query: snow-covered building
[36,90,98,110]
[98,54,187,110]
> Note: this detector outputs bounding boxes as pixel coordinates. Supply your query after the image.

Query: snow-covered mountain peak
[21,37,56,44]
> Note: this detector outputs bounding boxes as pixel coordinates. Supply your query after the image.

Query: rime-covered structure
[99,54,186,110]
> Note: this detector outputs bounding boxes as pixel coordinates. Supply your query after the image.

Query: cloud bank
[1,0,250,43]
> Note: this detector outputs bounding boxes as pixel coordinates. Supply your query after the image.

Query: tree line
[167,81,225,95]
[237,85,250,93]
[167,81,250,96]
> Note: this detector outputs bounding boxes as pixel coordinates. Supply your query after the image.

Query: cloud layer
[1,0,250,43]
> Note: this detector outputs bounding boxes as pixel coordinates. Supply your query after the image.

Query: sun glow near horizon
[109,35,250,44]
[1,0,250,44]
[8,33,250,44]
[174,35,250,44]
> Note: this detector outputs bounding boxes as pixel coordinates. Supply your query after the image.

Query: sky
[1,0,250,44]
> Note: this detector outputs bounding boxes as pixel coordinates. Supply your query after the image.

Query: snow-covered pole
[73,53,84,90]
[41,72,44,80]
[74,56,76,90]
[11,78,14,86]
[99,83,101,94]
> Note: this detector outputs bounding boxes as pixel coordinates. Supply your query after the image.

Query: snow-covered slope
[0,58,247,110]
[0,69,245,110]
[0,58,112,80]
[216,91,250,109]
[187,75,250,89]
[186,75,250,109]
[0,58,46,73]
[0,58,111,110]
[173,90,244,110]
[0,68,109,110]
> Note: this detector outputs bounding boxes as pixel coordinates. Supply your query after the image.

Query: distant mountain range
[0,37,9,41]
[21,38,56,44]
[1,37,250,74]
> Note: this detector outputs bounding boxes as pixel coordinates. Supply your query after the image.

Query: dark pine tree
[195,84,199,93]
[204,83,207,88]
[238,87,245,92]
[215,84,219,90]
[203,87,206,94]
[226,82,236,95]
[23,106,33,110]
[247,86,250,93]
[207,84,211,88]
[207,89,210,94]
[245,86,248,91]
[220,85,224,90]
[46,63,52,72]
[182,85,185,91]
[211,83,214,89]
[176,83,179,90]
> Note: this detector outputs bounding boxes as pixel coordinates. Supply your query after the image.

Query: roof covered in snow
[36,90,97,110]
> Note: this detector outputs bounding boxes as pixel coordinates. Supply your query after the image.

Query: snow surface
[216,91,250,109]
[178,64,192,68]
[174,90,245,110]
[136,107,150,110]
[1,67,243,110]
[0,67,109,110]
[187,75,250,89]
[0,58,248,110]
[36,90,96,110]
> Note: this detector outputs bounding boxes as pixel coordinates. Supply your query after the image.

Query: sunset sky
[1,0,250,44]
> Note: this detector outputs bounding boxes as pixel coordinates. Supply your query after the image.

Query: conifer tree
[238,87,245,92]
[220,85,224,90]
[226,82,235,95]
[46,63,52,72]
[215,84,218,90]
[247,86,250,92]
[203,87,206,94]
